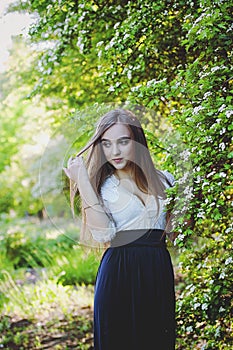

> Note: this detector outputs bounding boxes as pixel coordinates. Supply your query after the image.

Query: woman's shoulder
[157,169,176,187]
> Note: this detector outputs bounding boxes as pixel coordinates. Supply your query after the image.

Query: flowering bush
[164,2,232,348]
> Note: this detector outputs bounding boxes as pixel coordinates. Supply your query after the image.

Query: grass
[0,216,99,349]
[0,295,94,349]
[0,270,95,349]
[0,291,94,348]
[0,272,95,349]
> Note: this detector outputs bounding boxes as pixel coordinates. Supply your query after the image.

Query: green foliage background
[0,0,232,348]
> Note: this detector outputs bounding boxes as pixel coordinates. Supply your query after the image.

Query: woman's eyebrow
[101,136,131,142]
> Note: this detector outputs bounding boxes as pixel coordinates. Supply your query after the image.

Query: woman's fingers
[62,167,69,177]
[68,156,84,168]
[67,155,74,168]
[63,156,85,182]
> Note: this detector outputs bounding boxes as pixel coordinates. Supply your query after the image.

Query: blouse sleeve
[88,215,116,243]
[162,170,176,188]
[89,220,116,243]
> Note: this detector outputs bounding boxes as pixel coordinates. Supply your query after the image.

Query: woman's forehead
[101,123,131,139]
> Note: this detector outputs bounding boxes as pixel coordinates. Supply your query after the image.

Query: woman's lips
[113,158,123,163]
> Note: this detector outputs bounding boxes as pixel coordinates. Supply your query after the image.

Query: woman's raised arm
[63,156,116,242]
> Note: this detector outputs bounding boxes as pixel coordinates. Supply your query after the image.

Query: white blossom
[177,172,189,184]
[193,106,204,115]
[202,181,209,189]
[171,106,178,115]
[195,175,201,183]
[146,78,166,87]
[187,284,196,293]
[163,197,173,206]
[105,38,116,50]
[123,33,130,40]
[225,227,232,234]
[199,72,210,79]
[203,91,212,99]
[218,104,226,113]
[197,211,205,218]
[180,150,191,161]
[131,85,141,92]
[220,127,226,135]
[201,303,208,310]
[113,22,120,29]
[77,37,84,52]
[226,23,233,32]
[184,186,194,198]
[178,234,185,241]
[205,136,212,142]
[219,272,226,279]
[96,41,104,47]
[226,110,233,118]
[193,302,201,310]
[219,172,226,178]
[127,70,132,80]
[215,326,221,338]
[211,65,226,72]
[225,257,233,265]
[206,171,215,178]
[219,306,225,313]
[219,142,226,151]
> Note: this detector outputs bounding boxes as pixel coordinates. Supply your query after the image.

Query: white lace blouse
[90,171,175,243]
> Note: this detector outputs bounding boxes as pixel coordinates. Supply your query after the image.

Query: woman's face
[101,123,134,171]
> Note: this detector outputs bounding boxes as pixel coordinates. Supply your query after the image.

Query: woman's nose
[112,142,121,156]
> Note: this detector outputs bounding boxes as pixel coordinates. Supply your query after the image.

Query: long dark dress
[94,229,176,350]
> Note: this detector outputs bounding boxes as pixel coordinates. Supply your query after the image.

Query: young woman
[63,109,176,350]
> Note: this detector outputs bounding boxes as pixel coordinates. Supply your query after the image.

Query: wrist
[76,167,89,186]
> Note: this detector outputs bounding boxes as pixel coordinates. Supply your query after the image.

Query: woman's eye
[119,139,130,145]
[102,141,111,148]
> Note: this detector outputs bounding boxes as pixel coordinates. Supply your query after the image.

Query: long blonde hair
[70,109,168,247]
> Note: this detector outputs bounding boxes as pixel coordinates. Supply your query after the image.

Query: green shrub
[0,218,77,269]
[54,247,100,286]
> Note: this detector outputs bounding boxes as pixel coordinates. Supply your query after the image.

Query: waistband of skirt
[110,229,166,248]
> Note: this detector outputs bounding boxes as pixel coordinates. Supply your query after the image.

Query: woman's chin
[113,163,127,170]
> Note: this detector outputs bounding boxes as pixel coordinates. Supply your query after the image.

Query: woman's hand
[63,156,88,185]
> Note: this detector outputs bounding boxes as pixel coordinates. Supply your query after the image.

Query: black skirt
[94,229,176,350]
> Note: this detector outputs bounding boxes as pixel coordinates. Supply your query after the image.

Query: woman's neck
[115,169,132,180]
